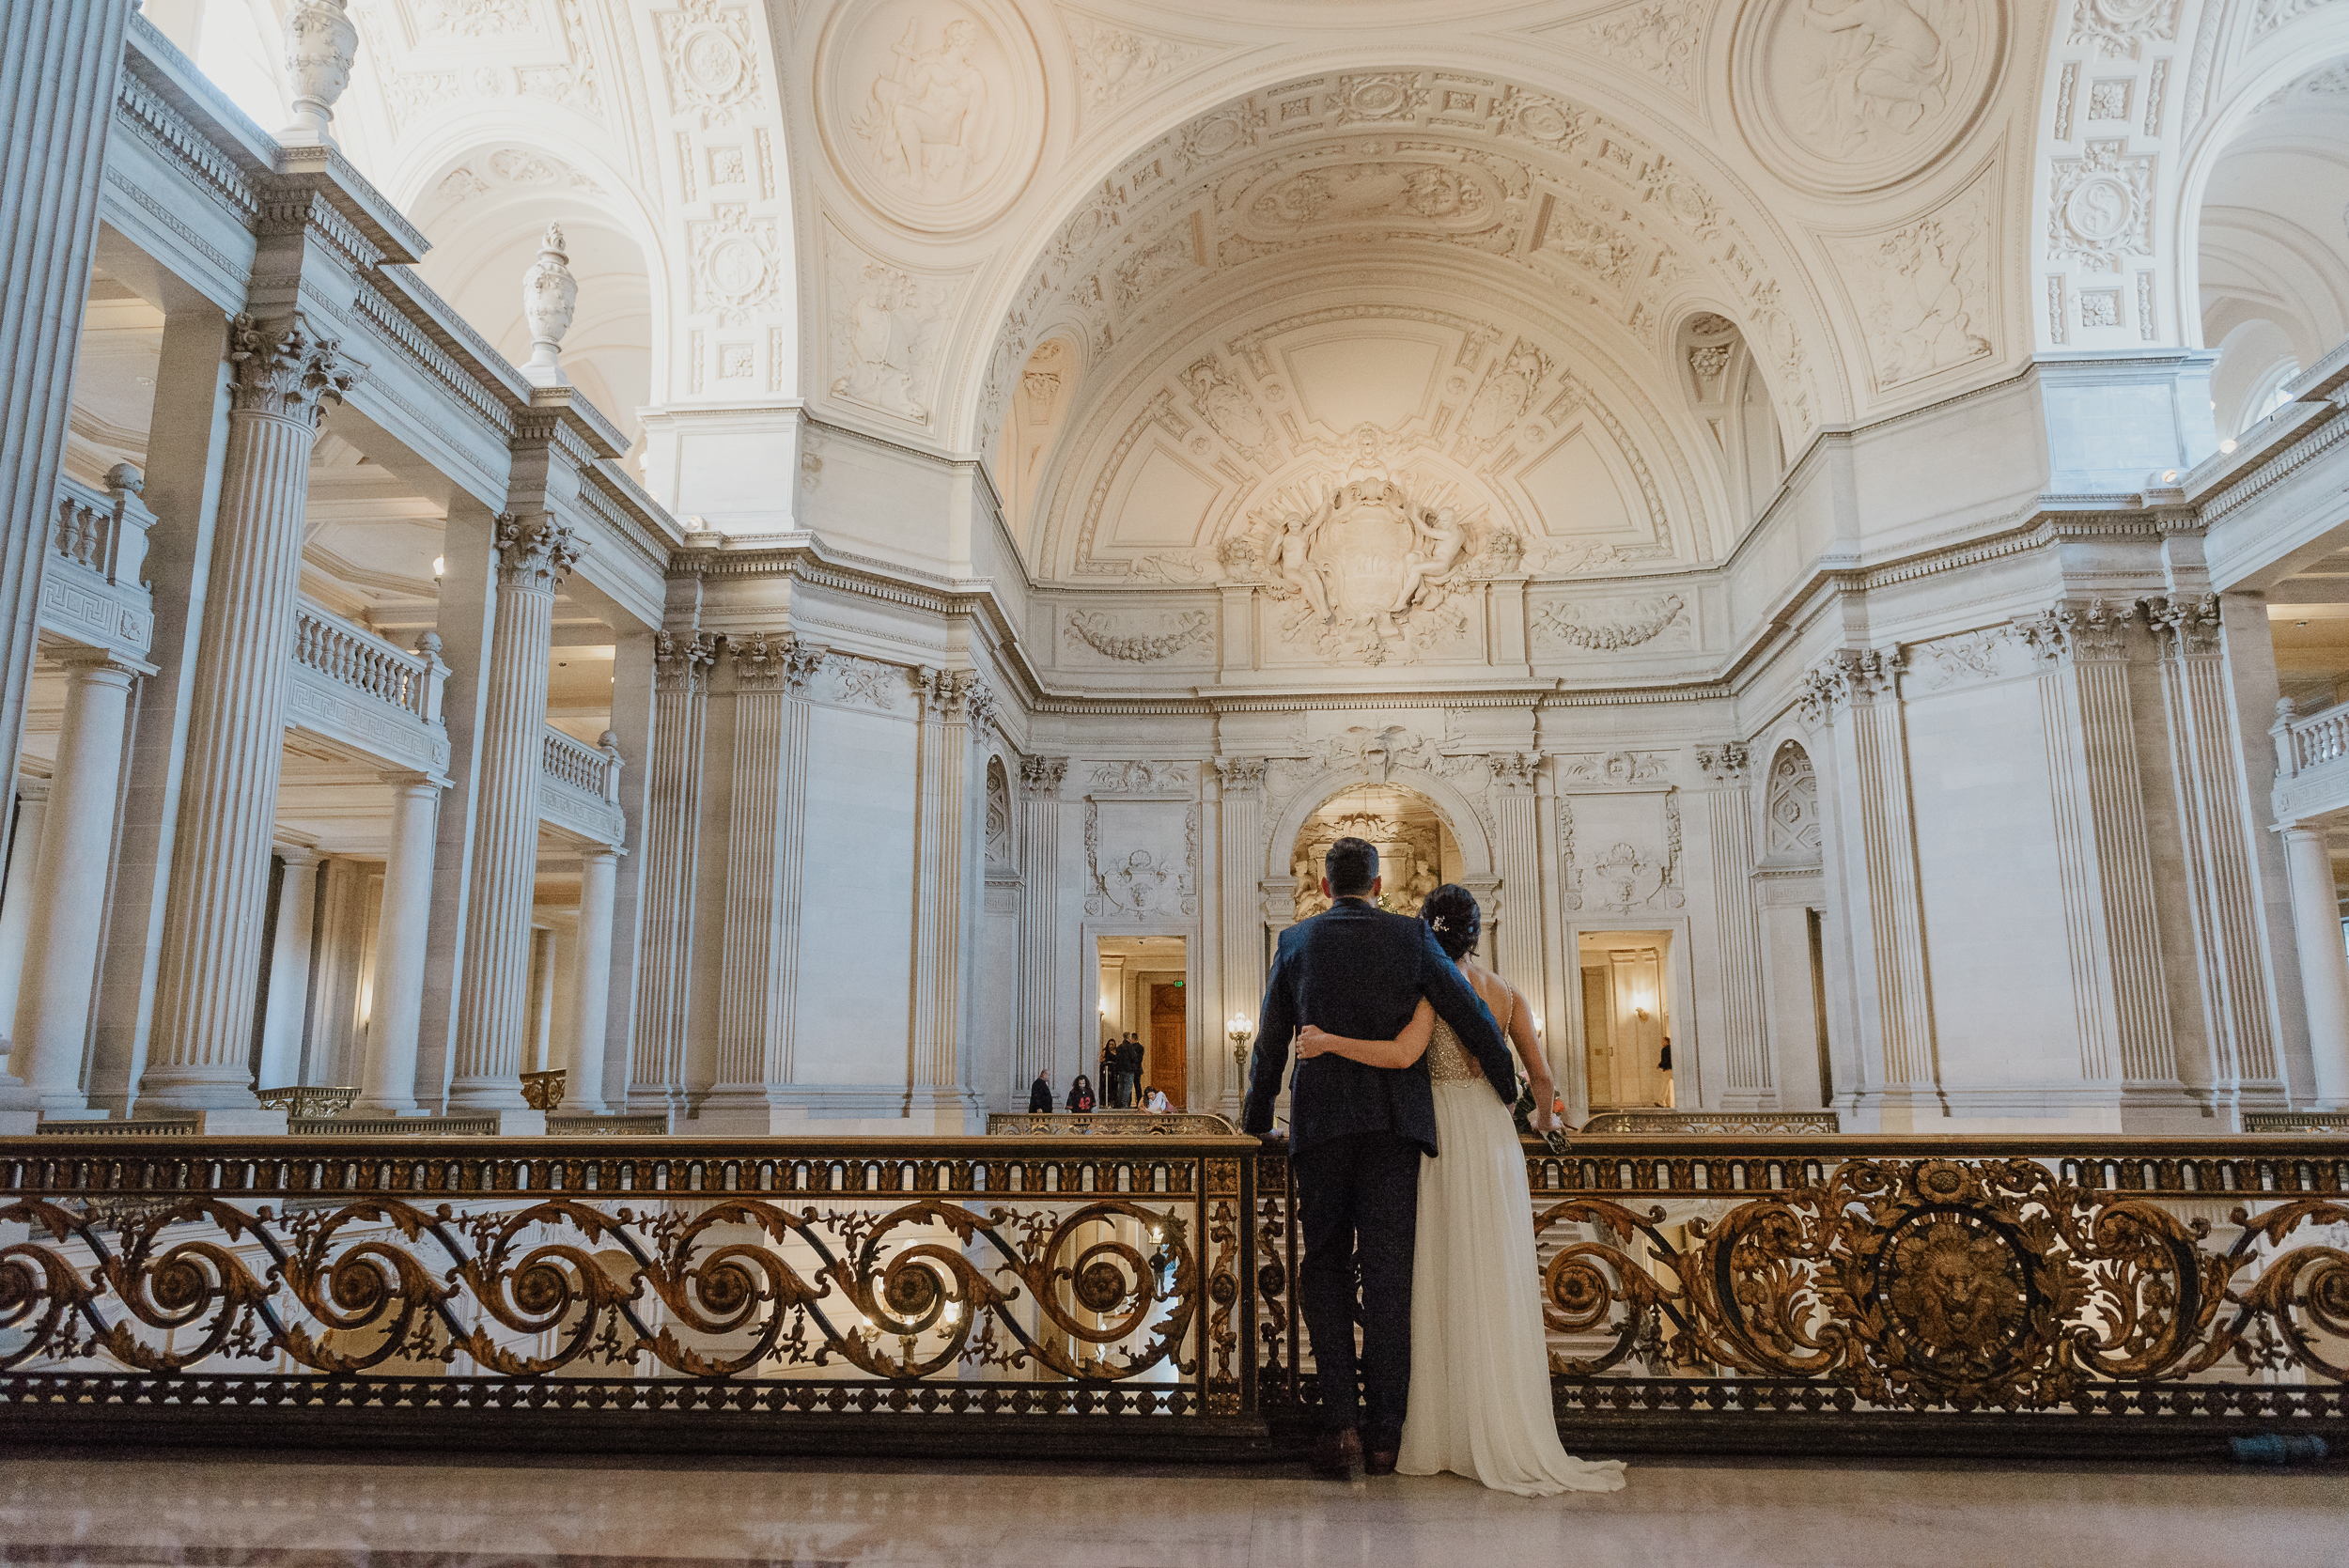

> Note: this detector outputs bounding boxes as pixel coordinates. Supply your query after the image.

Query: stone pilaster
[1805,647,1941,1126]
[0,781,52,1033]
[1213,757,1265,1112]
[2017,599,2181,1119]
[1016,755,1070,1101]
[708,633,824,1127]
[144,315,356,1111]
[89,307,236,1114]
[0,0,133,955]
[556,846,620,1114]
[1696,742,1772,1109]
[2280,825,2349,1108]
[1487,753,1546,1008]
[2143,593,2283,1108]
[629,629,715,1112]
[256,846,322,1091]
[447,515,579,1112]
[354,772,440,1115]
[908,666,983,1130]
[9,652,142,1111]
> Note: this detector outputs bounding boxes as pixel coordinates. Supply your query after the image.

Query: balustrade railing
[52,468,152,590]
[292,600,445,728]
[1,1132,2343,1458]
[542,726,621,801]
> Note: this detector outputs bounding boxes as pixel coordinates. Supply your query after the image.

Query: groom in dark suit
[1242,836,1517,1478]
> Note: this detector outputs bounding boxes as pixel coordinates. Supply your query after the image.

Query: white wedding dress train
[1396,1018,1628,1497]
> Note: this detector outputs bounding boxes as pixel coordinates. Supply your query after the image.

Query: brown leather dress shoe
[1309,1427,1361,1480]
[1363,1447,1399,1477]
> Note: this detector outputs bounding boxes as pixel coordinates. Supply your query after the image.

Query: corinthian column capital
[226,313,359,424]
[493,512,583,592]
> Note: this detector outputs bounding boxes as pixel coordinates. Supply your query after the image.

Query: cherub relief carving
[1390,505,1470,615]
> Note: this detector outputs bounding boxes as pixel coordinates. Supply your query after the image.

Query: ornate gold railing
[0,1133,2343,1457]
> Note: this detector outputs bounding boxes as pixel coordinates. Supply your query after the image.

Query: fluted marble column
[0,781,51,1034]
[708,633,824,1128]
[255,846,321,1090]
[10,653,141,1110]
[0,0,132,915]
[908,667,984,1130]
[144,315,356,1112]
[2019,600,2178,1118]
[630,629,715,1112]
[1213,757,1264,1111]
[354,771,440,1115]
[1487,753,1546,1008]
[447,515,578,1112]
[1016,755,1069,1099]
[2145,594,2282,1105]
[1807,647,1940,1126]
[1697,744,1772,1110]
[2282,825,2349,1107]
[554,846,618,1114]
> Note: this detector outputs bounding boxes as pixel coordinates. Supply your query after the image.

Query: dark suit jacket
[1240,899,1516,1157]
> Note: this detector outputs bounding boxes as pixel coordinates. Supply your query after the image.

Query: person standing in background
[1028,1067,1053,1114]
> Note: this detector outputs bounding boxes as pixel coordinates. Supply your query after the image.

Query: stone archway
[1278,781,1469,924]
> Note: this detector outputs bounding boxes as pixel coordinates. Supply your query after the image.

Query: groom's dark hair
[1325,836,1379,897]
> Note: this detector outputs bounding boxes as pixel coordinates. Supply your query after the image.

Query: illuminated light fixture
[431,554,445,579]
[1227,1013,1252,1067]
[2220,439,2238,454]
[2161,470,2180,484]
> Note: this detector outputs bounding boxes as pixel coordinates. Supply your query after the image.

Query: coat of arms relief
[1220,464,1523,664]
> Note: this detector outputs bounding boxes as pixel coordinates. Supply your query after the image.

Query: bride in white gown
[1298,884,1627,1498]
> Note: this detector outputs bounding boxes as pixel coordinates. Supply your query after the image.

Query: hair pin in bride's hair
[1430,916,1448,931]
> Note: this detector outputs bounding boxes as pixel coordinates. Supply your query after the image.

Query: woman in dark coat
[1066,1074,1097,1112]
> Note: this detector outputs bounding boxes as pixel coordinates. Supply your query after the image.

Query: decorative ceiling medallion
[817,0,1047,234]
[1729,0,2006,196]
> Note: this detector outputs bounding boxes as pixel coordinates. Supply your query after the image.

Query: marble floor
[0,1450,2340,1568]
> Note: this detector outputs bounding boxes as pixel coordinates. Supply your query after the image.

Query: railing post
[103,463,153,589]
[2271,697,2297,780]
[415,630,448,727]
[599,728,624,804]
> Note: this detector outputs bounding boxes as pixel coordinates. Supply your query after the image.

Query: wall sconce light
[1227,1013,1253,1068]
[1634,1005,1650,1022]
[431,554,445,581]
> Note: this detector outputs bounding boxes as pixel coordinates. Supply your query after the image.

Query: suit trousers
[1290,1129,1422,1442]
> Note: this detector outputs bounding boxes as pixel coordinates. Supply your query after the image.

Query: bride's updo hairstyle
[1419,883,1482,961]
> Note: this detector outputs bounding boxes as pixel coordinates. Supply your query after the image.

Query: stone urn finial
[280,0,358,147]
[521,223,578,388]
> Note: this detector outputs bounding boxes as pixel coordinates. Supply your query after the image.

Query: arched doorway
[1284,784,1466,926]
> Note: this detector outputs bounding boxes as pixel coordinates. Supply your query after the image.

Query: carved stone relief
[1563,0,1712,100]
[2069,0,2180,55]
[658,0,763,128]
[1906,624,2031,690]
[1531,593,1692,652]
[1731,0,2003,196]
[2046,140,2154,271]
[1062,609,1213,662]
[1821,170,1997,394]
[1559,750,1675,787]
[1083,797,1196,916]
[1763,742,1823,862]
[984,755,1012,870]
[1066,13,1212,116]
[821,0,1042,228]
[825,233,958,425]
[690,205,784,324]
[1231,475,1517,665]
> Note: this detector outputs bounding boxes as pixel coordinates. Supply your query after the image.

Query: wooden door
[1149,983,1187,1109]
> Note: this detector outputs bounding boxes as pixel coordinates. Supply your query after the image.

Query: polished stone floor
[0,1450,2340,1568]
